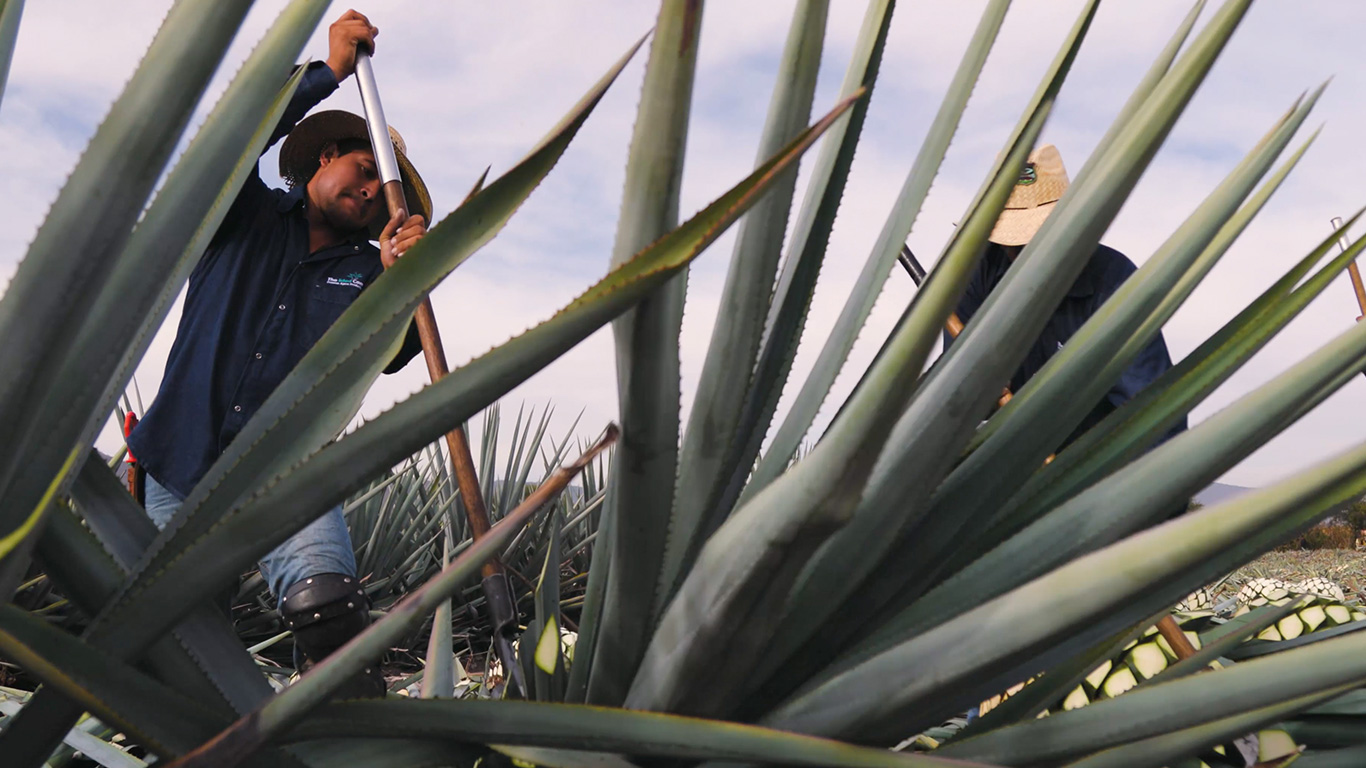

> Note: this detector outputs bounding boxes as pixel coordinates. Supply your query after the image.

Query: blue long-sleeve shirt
[949,242,1186,448]
[128,62,421,497]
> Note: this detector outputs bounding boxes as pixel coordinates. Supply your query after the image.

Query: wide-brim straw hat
[988,143,1069,247]
[279,110,433,240]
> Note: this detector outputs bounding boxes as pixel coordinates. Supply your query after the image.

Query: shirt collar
[985,242,1101,299]
[277,185,306,213]
[280,186,376,255]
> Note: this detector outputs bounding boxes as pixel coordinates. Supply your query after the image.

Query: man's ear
[317,141,341,168]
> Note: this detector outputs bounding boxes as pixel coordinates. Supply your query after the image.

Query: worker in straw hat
[126,10,429,697]
[948,143,1186,452]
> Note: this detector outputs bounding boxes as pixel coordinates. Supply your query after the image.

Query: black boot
[279,573,385,699]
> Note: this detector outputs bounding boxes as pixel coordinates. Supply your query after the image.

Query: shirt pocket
[300,282,361,348]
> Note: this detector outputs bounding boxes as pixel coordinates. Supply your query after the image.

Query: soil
[1219,548,1366,603]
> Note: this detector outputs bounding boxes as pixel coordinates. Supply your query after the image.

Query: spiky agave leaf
[588,0,704,708]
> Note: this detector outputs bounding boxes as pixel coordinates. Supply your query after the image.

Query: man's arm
[216,12,379,235]
[264,11,380,148]
[209,62,336,237]
[1092,252,1186,443]
[262,63,340,150]
[1103,329,1187,520]
[383,321,424,375]
[1103,332,1185,439]
[941,256,989,353]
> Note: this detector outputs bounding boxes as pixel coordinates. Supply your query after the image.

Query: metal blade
[483,571,527,699]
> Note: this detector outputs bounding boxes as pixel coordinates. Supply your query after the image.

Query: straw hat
[988,144,1069,246]
[279,110,433,240]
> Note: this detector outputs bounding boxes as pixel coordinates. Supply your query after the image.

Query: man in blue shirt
[951,144,1185,450]
[954,145,1187,726]
[127,10,427,694]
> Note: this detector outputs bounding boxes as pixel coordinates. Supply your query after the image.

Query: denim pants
[143,473,357,600]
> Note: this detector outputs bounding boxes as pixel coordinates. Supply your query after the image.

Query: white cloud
[4,1,1366,490]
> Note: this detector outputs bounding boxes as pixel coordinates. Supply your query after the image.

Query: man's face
[307,143,383,234]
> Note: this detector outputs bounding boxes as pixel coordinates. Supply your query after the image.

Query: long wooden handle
[936,300,1007,407]
[1330,217,1366,321]
[949,322,1011,409]
[1156,615,1198,660]
[898,246,1004,407]
[1348,262,1366,320]
[942,304,1010,406]
[360,51,524,696]
[381,185,500,577]
[939,312,1008,407]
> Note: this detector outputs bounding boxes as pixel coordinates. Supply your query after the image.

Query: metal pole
[354,54,403,189]
[354,48,527,698]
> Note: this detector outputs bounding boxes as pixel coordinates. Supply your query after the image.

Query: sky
[3,0,1366,490]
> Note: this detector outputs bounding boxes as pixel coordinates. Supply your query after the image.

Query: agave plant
[234,403,608,684]
[6,0,1366,766]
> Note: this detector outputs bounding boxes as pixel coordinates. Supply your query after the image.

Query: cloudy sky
[3,0,1365,490]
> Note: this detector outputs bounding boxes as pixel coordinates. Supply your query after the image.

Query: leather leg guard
[280,573,384,698]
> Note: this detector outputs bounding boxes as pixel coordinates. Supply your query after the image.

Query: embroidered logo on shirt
[1056,341,1064,351]
[326,272,365,290]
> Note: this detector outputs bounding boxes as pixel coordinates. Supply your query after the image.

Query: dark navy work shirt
[129,63,421,497]
[950,242,1186,448]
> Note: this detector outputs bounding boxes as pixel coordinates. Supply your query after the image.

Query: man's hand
[380,211,426,269]
[326,9,379,83]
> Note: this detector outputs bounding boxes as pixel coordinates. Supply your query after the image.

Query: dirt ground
[1218,548,1366,603]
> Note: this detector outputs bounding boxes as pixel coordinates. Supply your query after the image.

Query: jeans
[144,473,357,600]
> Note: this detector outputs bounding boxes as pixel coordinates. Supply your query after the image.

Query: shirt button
[233,405,242,412]
[255,352,263,360]
[278,304,286,310]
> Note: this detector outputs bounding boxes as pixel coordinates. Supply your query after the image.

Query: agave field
[8,0,1366,766]
[224,404,609,693]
